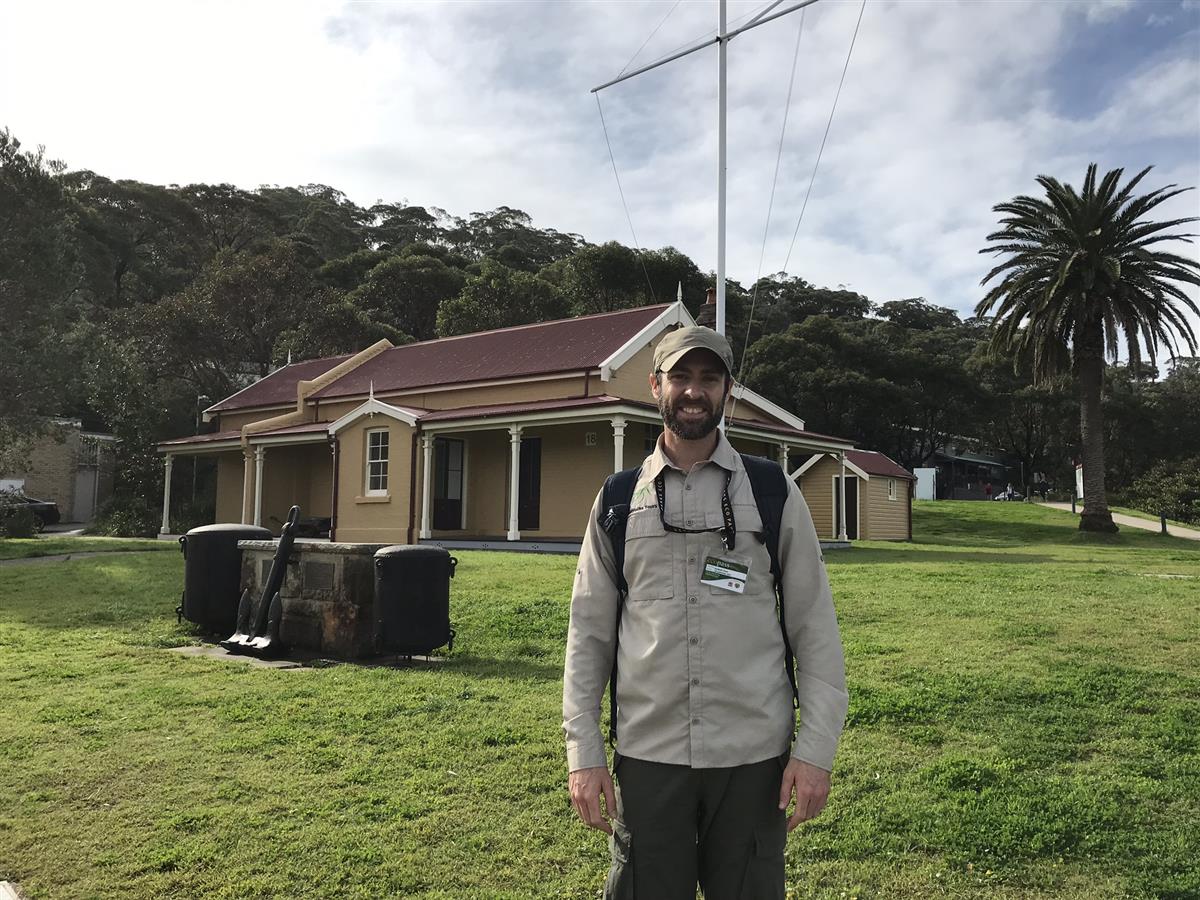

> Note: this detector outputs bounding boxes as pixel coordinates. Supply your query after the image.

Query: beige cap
[653,326,734,375]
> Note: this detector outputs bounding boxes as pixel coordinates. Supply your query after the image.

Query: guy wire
[596,92,657,302]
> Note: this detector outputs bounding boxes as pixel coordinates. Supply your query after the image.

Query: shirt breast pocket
[702,503,772,599]
[622,508,674,602]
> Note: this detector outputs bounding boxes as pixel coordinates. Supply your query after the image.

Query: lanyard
[654,469,736,551]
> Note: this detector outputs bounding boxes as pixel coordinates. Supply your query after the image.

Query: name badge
[701,556,748,594]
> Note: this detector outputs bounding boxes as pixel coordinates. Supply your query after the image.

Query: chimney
[696,286,717,329]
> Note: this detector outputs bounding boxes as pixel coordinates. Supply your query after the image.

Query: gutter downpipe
[329,437,339,542]
[407,423,421,545]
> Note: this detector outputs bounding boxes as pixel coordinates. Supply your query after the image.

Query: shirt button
[689,636,699,645]
[692,718,700,725]
[689,596,697,604]
[688,557,695,564]
[685,485,693,491]
[691,678,700,686]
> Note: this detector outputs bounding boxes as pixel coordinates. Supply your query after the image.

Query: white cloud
[0,0,1196,343]
[1083,0,1136,24]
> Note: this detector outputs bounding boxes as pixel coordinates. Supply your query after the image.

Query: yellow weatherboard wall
[215,452,246,523]
[334,419,414,544]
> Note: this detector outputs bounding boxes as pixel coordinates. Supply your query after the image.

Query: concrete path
[1,881,24,900]
[1038,502,1200,541]
[41,523,86,535]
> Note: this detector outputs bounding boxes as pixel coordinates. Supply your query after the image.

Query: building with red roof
[158,301,861,548]
[793,449,916,541]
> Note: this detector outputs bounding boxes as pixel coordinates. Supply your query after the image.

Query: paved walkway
[1038,502,1200,541]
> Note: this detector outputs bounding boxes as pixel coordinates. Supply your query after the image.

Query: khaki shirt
[563,432,848,773]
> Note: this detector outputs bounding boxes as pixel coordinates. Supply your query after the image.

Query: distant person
[984,482,993,500]
[563,326,848,899]
[1005,482,1014,500]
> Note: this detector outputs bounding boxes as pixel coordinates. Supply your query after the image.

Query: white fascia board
[157,439,243,455]
[422,403,660,435]
[726,425,850,454]
[792,452,870,480]
[844,458,871,480]
[599,301,694,382]
[729,384,806,432]
[328,399,422,434]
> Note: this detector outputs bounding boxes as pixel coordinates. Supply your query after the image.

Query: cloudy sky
[3,0,1198,331]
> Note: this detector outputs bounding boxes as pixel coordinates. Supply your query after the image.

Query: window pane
[367,431,389,492]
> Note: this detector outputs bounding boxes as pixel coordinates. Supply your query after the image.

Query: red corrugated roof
[847,449,915,480]
[208,355,354,414]
[159,430,242,447]
[309,305,670,401]
[159,421,336,449]
[161,397,855,449]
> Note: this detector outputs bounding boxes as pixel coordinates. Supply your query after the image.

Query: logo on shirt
[630,482,654,511]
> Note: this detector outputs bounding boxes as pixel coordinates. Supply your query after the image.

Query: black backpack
[598,453,799,743]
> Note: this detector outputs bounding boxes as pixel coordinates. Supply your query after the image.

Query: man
[563,325,849,899]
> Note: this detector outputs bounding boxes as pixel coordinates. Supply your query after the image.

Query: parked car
[0,493,61,531]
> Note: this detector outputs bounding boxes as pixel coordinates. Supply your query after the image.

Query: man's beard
[659,394,723,440]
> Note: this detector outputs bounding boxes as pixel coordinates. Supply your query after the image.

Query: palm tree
[977,165,1200,532]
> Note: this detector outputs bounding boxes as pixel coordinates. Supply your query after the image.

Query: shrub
[0,502,37,537]
[1127,458,1200,525]
[85,496,159,537]
[169,497,215,535]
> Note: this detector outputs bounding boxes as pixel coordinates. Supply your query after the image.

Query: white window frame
[365,428,390,496]
[888,478,898,501]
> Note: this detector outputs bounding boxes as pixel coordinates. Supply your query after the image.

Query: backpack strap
[598,465,641,744]
[739,453,800,710]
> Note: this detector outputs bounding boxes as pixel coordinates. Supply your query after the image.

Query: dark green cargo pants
[604,754,787,900]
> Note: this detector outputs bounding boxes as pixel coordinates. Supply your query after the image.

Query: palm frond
[978,163,1200,376]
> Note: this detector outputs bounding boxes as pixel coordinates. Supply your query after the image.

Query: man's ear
[648,372,661,400]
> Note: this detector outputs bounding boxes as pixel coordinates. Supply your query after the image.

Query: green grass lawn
[1,502,1197,899]
[0,535,176,561]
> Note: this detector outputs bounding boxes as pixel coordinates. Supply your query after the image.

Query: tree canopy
[2,130,1197,529]
[977,163,1200,531]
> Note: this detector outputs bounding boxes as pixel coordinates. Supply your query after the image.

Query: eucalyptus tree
[977,164,1200,532]
[0,130,76,469]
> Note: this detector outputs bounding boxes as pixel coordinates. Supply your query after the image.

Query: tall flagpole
[716,0,727,336]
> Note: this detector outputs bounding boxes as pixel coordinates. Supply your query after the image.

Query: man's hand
[778,758,831,831]
[568,766,617,834]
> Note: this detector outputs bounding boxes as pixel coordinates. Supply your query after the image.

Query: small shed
[794,449,914,541]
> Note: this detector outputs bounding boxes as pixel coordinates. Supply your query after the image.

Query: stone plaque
[304,561,335,592]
